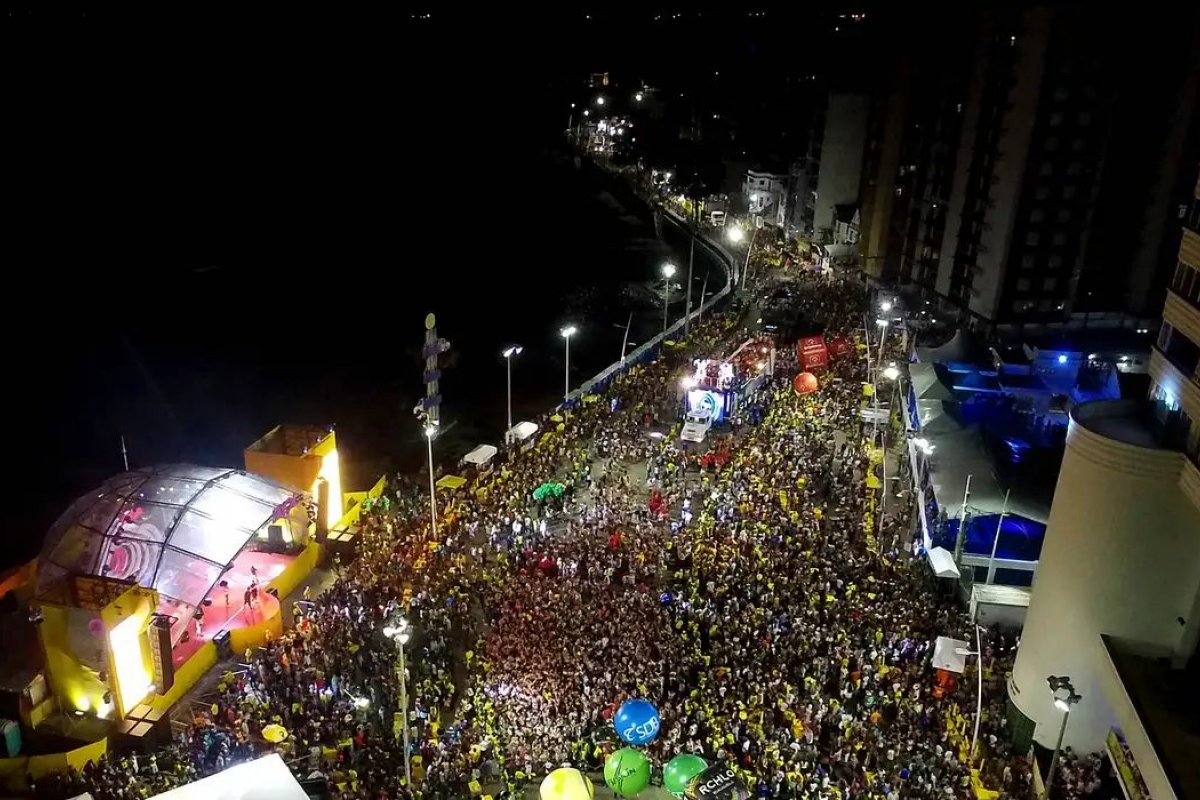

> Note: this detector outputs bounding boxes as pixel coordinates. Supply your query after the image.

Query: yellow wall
[101,586,157,719]
[0,737,109,792]
[268,540,322,601]
[229,604,283,654]
[37,604,107,716]
[149,642,216,714]
[245,431,343,531]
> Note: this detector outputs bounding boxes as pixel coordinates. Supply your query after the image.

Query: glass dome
[38,465,298,610]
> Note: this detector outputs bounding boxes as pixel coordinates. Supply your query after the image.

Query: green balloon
[663,754,708,797]
[604,748,651,797]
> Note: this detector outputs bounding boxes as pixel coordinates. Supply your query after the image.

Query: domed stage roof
[38,465,299,610]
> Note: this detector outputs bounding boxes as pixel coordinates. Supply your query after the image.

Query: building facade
[921,7,1200,329]
[797,92,870,243]
[1009,168,1200,800]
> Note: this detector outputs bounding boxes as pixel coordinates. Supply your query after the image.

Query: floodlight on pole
[560,326,577,400]
[502,345,523,432]
[882,366,901,381]
[1045,676,1082,797]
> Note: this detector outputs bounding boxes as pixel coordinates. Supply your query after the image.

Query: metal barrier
[561,210,736,406]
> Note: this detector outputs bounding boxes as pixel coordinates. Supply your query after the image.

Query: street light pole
[560,326,577,401]
[502,346,522,433]
[661,263,677,336]
[424,426,438,541]
[971,624,984,762]
[1045,677,1081,798]
[399,637,410,784]
[385,621,413,786]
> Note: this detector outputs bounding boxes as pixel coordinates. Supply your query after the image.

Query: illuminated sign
[109,614,152,716]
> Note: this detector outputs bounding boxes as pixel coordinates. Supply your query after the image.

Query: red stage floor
[163,550,294,668]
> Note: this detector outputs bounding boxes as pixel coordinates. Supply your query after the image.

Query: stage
[163,550,294,668]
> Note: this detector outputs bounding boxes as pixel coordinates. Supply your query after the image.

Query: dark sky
[2,3,902,561]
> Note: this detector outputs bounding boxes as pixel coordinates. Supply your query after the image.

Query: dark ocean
[6,9,760,567]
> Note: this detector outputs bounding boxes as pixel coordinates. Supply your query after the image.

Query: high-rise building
[900,7,1200,330]
[795,92,870,242]
[1008,167,1200,800]
[857,10,979,283]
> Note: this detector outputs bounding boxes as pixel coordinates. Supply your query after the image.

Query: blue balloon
[613,698,661,745]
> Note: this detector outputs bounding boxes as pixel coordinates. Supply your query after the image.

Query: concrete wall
[1010,401,1200,752]
[813,94,870,236]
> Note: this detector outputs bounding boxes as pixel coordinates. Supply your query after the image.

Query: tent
[932,636,971,673]
[150,755,307,800]
[506,421,539,444]
[926,546,961,579]
[435,475,467,490]
[462,444,498,467]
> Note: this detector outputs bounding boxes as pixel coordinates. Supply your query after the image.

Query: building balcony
[1149,348,1200,424]
[1164,288,1200,353]
[1181,227,1200,272]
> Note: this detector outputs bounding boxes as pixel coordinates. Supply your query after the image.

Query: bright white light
[355,697,370,709]
[662,262,677,278]
[881,301,893,312]
[424,425,438,439]
[635,92,644,102]
[1057,354,1068,364]
[382,626,396,638]
[560,325,578,338]
[681,376,697,390]
[726,227,745,244]
[398,632,411,645]
[502,345,523,358]
[664,172,672,181]
[109,614,152,715]
[1054,698,1071,712]
[595,95,606,106]
[875,319,889,328]
[583,110,590,117]
[882,366,901,381]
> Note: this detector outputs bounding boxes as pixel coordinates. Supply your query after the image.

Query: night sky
[5,4,896,561]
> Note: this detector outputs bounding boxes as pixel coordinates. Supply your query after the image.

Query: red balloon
[793,372,819,395]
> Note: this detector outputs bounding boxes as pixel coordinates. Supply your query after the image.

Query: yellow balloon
[540,768,595,800]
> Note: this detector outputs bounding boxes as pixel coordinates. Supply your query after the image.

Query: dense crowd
[36,246,1079,800]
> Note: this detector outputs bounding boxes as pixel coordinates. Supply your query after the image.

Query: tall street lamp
[1046,676,1082,797]
[383,619,412,786]
[661,263,677,336]
[560,326,577,401]
[502,345,522,433]
[424,424,439,542]
[954,625,986,763]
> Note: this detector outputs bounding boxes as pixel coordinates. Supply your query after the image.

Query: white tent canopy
[462,444,498,466]
[506,421,539,443]
[926,546,961,579]
[150,755,307,800]
[932,636,971,673]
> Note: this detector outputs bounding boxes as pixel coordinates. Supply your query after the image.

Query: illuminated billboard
[109,613,153,716]
[686,390,729,422]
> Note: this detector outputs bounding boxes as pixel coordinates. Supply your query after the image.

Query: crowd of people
[35,238,1084,800]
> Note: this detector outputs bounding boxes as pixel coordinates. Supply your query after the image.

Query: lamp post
[1046,676,1082,798]
[560,326,577,401]
[383,620,413,786]
[502,346,522,433]
[424,425,438,542]
[955,624,986,763]
[661,263,677,336]
[878,364,902,536]
[872,319,890,442]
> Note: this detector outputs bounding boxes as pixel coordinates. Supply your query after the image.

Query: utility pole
[953,474,973,565]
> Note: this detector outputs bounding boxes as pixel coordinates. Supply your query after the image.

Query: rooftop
[1072,400,1171,451]
[245,425,333,457]
[1103,635,1200,800]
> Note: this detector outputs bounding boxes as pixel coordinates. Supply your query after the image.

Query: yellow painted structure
[245,425,343,532]
[37,578,158,720]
